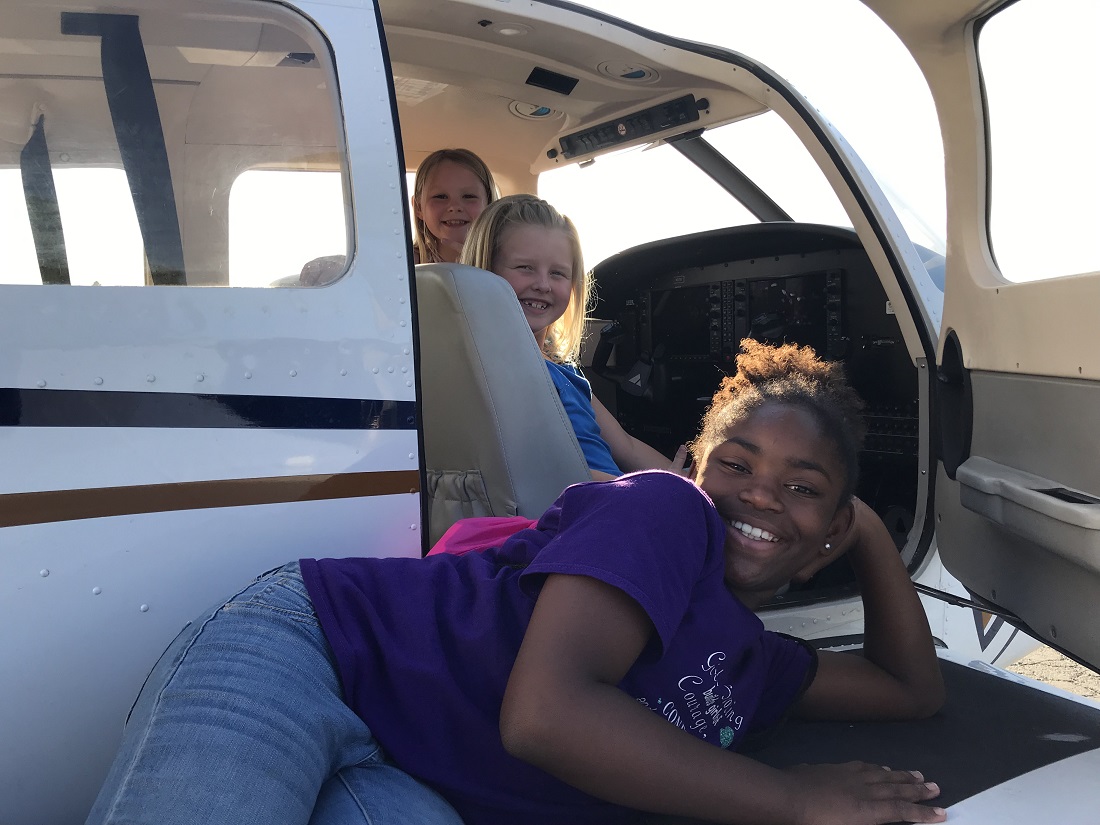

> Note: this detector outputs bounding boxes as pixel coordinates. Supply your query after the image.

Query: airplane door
[0,1,417,822]
[917,0,1100,671]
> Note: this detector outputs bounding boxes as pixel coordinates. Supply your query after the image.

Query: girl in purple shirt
[87,339,946,825]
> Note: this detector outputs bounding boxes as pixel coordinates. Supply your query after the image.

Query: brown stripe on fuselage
[0,470,420,528]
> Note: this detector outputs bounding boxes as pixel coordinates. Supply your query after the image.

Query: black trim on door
[0,388,417,430]
[936,330,973,479]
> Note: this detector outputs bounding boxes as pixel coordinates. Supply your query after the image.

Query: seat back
[415,263,591,544]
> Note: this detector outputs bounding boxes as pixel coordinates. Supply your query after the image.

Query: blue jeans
[86,563,464,825]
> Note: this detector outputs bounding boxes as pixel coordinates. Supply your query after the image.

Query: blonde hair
[461,194,590,363]
[412,149,499,264]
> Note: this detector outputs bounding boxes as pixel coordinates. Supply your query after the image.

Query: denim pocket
[227,562,317,623]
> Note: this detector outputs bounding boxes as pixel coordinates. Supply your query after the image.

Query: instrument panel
[588,223,923,563]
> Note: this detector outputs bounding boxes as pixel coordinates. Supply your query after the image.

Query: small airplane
[1,0,1097,822]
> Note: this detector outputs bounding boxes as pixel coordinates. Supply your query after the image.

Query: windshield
[540,111,850,267]
[702,112,850,228]
[557,0,946,263]
[539,142,756,267]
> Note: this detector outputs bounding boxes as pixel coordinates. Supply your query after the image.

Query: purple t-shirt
[301,471,813,825]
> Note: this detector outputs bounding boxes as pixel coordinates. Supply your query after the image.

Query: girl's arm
[501,573,945,825]
[795,499,946,720]
[591,395,688,474]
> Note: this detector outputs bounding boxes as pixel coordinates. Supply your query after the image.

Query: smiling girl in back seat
[460,194,687,479]
[412,148,499,264]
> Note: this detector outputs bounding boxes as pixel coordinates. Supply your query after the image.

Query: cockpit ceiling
[0,2,330,158]
[380,0,768,175]
[0,5,315,78]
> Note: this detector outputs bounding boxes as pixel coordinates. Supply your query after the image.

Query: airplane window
[538,141,756,269]
[703,112,850,229]
[572,0,946,266]
[0,169,144,286]
[229,171,347,287]
[979,0,1100,282]
[0,170,48,285]
[0,0,348,288]
[539,111,853,271]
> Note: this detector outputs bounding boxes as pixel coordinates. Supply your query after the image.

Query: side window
[1,168,144,286]
[229,170,346,287]
[1,0,349,287]
[979,0,1099,282]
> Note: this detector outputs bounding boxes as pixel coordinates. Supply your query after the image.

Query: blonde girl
[461,194,687,478]
[411,148,499,264]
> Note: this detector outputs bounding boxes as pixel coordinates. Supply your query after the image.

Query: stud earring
[824,542,832,550]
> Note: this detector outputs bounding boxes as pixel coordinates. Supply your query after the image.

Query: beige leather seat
[415,262,591,545]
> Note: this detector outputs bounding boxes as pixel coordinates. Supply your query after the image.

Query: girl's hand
[832,496,887,561]
[667,444,692,477]
[785,762,946,825]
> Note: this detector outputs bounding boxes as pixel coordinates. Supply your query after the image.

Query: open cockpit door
[867,0,1100,671]
[0,1,418,822]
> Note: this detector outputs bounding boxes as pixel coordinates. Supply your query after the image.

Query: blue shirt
[544,360,622,475]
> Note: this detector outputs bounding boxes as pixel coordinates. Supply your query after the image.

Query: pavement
[1006,645,1100,703]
